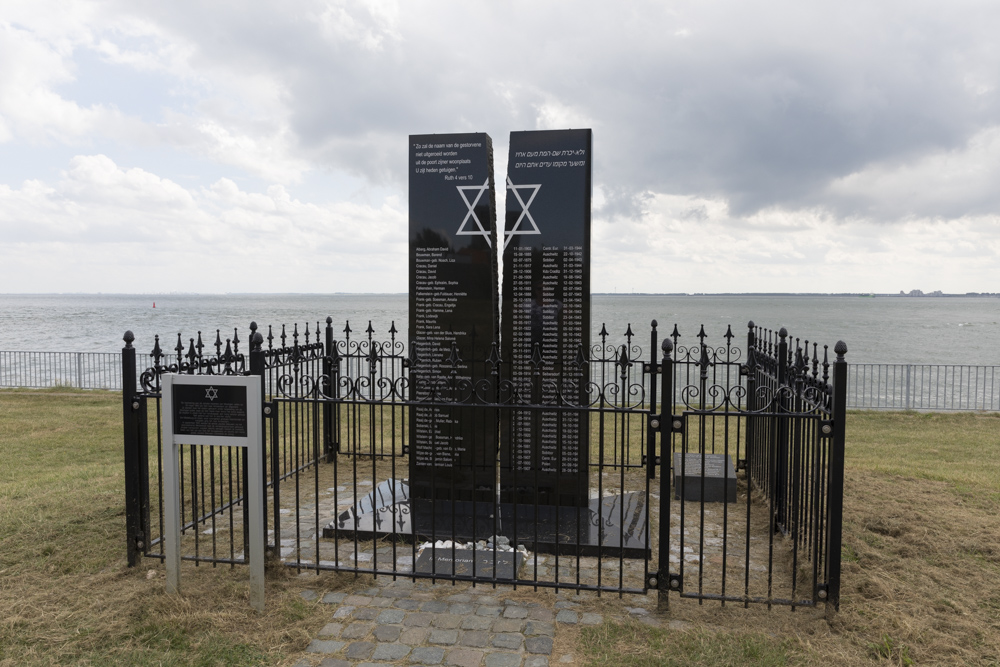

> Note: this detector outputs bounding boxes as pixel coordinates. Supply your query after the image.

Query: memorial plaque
[673,453,738,503]
[409,133,499,502]
[500,129,592,507]
[415,549,524,580]
[172,383,248,438]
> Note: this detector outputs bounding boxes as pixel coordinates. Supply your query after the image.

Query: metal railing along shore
[2,350,999,412]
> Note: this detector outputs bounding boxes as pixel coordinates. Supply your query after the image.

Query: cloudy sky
[2,0,999,294]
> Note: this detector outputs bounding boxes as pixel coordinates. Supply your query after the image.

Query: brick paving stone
[525,637,553,655]
[491,633,523,650]
[345,641,376,660]
[333,605,355,619]
[524,657,549,667]
[485,653,522,667]
[460,615,493,631]
[362,587,381,595]
[447,593,473,603]
[404,612,434,627]
[395,598,422,610]
[449,602,475,615]
[306,639,345,653]
[400,627,430,645]
[370,597,392,607]
[432,614,463,629]
[372,643,412,661]
[580,613,603,625]
[476,605,502,617]
[555,610,578,624]
[300,590,318,601]
[342,622,374,640]
[553,601,579,610]
[422,600,450,613]
[527,608,554,621]
[477,596,500,606]
[411,646,446,665]
[317,659,351,667]
[429,629,460,645]
[322,592,347,604]
[445,648,485,667]
[318,622,344,637]
[502,606,529,619]
[491,618,525,633]
[374,624,402,642]
[460,630,490,648]
[524,621,555,637]
[345,595,374,606]
[354,607,381,621]
[377,609,406,624]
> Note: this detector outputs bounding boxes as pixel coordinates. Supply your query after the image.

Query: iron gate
[122,320,846,609]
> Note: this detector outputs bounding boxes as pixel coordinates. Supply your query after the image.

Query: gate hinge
[647,572,682,591]
[650,415,684,434]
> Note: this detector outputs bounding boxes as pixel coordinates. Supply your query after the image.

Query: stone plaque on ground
[673,453,737,503]
[414,549,524,579]
[409,132,499,502]
[500,129,592,507]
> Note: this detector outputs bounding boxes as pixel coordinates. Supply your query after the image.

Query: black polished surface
[500,129,592,507]
[408,133,499,502]
[324,490,649,558]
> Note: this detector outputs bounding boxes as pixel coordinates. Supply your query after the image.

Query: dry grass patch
[0,390,364,666]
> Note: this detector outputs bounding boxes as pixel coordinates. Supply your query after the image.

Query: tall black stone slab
[500,129,592,507]
[409,133,499,502]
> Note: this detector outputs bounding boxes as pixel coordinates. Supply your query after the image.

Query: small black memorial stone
[500,129,592,507]
[409,133,499,503]
[414,549,524,580]
[673,453,738,503]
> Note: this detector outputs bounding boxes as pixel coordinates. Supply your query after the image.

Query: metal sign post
[161,374,265,611]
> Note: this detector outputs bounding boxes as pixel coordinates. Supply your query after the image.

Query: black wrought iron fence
[122,319,848,610]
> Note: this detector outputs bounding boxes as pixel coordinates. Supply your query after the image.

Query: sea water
[0,293,998,365]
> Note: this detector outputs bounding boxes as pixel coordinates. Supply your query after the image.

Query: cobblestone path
[287,576,660,667]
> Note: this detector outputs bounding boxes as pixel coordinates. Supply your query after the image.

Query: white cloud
[0,155,406,292]
[828,126,1000,218]
[1,0,1000,294]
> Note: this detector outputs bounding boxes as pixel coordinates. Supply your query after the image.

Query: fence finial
[835,341,848,361]
[123,331,134,348]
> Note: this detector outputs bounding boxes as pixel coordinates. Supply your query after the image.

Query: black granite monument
[408,133,499,502]
[500,129,592,507]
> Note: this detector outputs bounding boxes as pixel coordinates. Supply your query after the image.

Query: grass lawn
[1,390,999,665]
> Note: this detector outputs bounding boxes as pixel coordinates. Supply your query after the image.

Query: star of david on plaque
[456,178,493,246]
[504,176,542,250]
[206,386,219,401]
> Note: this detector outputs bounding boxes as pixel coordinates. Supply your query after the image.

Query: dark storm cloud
[113,0,1000,220]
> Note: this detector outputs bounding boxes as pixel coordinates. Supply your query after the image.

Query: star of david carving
[205,386,219,401]
[504,176,542,250]
[455,178,493,246]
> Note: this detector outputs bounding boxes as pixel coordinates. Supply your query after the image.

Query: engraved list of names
[500,129,592,507]
[408,133,499,502]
